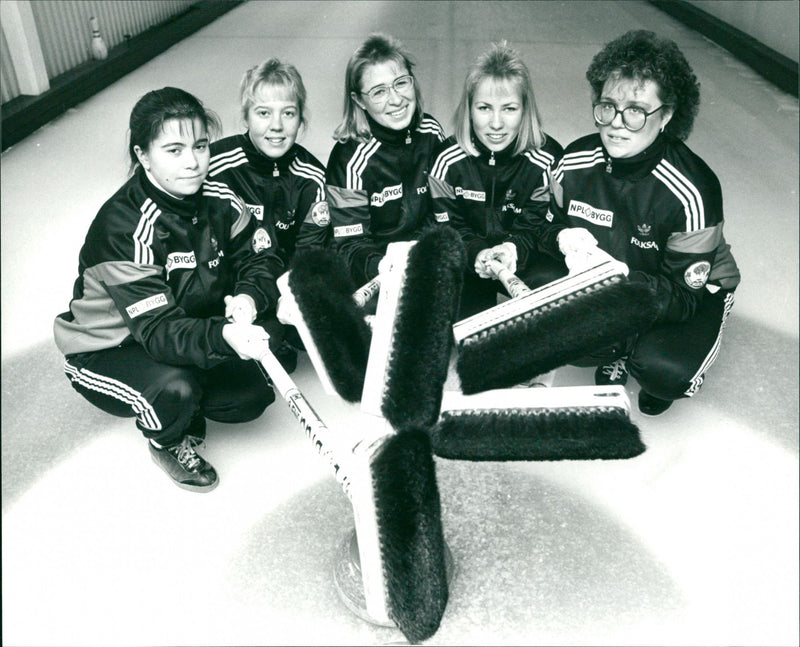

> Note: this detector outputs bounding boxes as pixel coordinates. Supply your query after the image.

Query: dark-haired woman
[428,41,563,319]
[326,33,445,288]
[54,87,285,491]
[538,30,740,415]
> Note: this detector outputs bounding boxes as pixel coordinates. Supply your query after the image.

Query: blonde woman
[326,33,444,286]
[428,41,563,318]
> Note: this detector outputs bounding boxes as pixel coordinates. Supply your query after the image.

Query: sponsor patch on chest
[455,187,486,202]
[567,200,614,227]
[334,223,364,237]
[165,251,197,278]
[370,184,403,207]
[126,293,168,319]
[246,203,264,221]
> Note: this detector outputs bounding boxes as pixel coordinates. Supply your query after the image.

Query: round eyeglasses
[360,75,414,105]
[593,102,668,132]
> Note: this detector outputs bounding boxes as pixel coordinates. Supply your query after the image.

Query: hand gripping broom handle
[485,258,531,298]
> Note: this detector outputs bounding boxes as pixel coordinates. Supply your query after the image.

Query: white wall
[688,0,799,62]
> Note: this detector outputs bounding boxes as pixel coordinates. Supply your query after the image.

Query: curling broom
[431,385,646,461]
[254,339,448,643]
[361,226,466,430]
[277,248,372,402]
[454,252,660,394]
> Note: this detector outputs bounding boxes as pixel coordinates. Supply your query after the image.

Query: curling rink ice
[2,1,798,645]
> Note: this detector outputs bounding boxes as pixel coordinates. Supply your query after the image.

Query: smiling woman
[325,33,445,288]
[427,41,564,319]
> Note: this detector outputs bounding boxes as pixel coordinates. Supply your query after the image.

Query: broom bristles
[456,279,659,394]
[381,226,465,430]
[434,407,645,460]
[432,385,645,461]
[372,427,449,643]
[287,248,372,402]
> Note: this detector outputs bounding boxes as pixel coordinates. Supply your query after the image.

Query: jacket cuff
[236,287,269,315]
[209,319,235,357]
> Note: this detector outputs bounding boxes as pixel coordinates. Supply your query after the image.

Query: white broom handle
[486,258,531,298]
[257,346,356,497]
[353,276,381,308]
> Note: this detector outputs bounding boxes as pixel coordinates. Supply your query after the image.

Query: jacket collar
[138,166,202,217]
[241,133,297,175]
[366,112,420,146]
[603,133,667,180]
[472,133,518,165]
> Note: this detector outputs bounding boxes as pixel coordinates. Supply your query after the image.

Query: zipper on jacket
[405,129,412,145]
[273,163,279,177]
[605,157,612,174]
[489,151,496,166]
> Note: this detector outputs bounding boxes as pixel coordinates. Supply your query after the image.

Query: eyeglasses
[360,75,414,105]
[593,102,668,132]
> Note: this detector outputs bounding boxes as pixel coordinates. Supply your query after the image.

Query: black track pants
[64,344,275,446]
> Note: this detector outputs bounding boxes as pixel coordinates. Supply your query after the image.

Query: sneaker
[638,391,673,416]
[149,436,218,492]
[595,358,628,386]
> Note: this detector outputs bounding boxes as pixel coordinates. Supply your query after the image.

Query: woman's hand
[474,248,495,278]
[557,227,597,256]
[222,322,270,360]
[475,241,517,278]
[489,241,517,274]
[224,294,257,324]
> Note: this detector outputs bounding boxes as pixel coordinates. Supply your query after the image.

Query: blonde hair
[239,58,308,130]
[453,41,545,156]
[333,33,424,143]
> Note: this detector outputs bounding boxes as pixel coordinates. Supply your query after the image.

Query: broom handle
[486,258,531,299]
[257,344,395,625]
[353,276,381,308]
[257,345,357,497]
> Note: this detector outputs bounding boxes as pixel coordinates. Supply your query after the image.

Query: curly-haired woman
[538,30,741,416]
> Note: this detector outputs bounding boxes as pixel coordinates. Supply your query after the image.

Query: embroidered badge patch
[684,261,711,289]
[311,201,330,227]
[252,227,272,252]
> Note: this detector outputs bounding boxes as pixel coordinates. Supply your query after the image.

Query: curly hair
[586,30,700,141]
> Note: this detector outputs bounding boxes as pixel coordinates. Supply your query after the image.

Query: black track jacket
[427,134,563,271]
[54,168,284,368]
[547,133,740,322]
[209,135,330,264]
[325,113,445,285]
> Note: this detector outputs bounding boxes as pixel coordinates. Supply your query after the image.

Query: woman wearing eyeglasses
[542,30,740,416]
[326,33,445,288]
[428,41,563,319]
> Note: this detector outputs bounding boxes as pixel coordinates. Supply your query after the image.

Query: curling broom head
[454,261,660,394]
[432,385,645,461]
[371,426,448,642]
[283,248,371,402]
[362,226,466,430]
